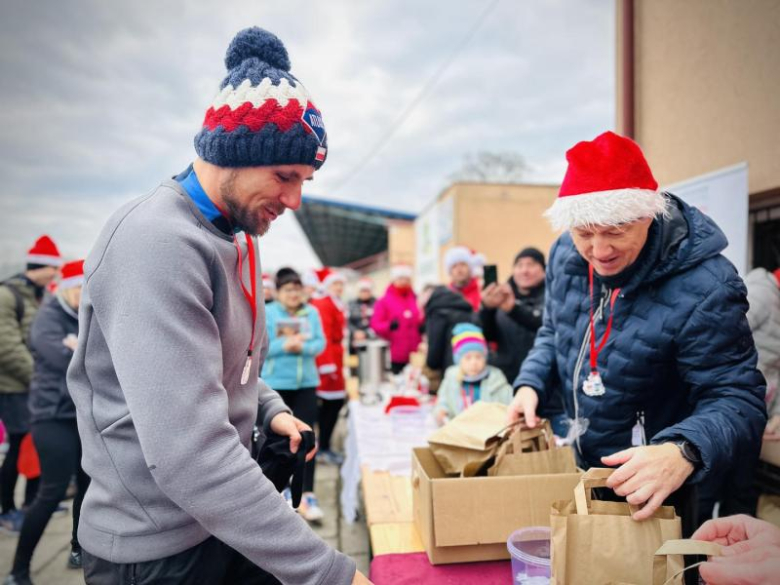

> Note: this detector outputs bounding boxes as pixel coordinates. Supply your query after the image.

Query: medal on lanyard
[234,232,258,385]
[582,264,620,397]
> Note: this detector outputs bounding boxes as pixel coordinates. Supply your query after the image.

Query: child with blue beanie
[434,323,513,425]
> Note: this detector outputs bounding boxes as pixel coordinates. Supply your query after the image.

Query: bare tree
[449,151,529,184]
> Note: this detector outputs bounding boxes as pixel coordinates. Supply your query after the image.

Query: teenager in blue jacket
[262,268,325,523]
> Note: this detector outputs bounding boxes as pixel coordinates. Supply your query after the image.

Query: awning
[295,195,415,267]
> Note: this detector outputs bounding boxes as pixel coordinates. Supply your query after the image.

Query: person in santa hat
[370,265,422,375]
[347,277,376,357]
[0,235,61,537]
[444,246,481,312]
[309,268,347,466]
[6,260,91,584]
[262,272,276,304]
[509,131,765,540]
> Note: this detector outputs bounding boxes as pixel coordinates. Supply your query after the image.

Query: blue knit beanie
[194,27,328,169]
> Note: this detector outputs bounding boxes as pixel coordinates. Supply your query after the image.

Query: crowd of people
[1,24,779,585]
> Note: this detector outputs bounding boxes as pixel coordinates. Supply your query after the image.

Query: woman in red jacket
[370,265,422,375]
[309,268,347,466]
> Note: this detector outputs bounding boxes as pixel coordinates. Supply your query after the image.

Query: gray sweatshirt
[67,179,356,585]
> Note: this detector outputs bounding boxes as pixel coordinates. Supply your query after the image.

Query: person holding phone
[480,250,546,380]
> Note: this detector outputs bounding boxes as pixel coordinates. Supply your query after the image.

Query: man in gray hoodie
[67,27,369,585]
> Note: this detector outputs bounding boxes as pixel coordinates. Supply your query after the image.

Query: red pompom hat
[59,260,85,290]
[544,131,668,231]
[26,235,62,267]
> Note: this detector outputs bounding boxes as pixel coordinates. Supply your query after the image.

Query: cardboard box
[761,440,780,467]
[412,447,582,565]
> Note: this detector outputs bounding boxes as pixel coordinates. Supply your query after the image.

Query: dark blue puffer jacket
[516,194,767,482]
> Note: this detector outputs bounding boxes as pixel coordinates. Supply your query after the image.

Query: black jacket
[424,286,477,371]
[480,279,544,382]
[28,295,79,423]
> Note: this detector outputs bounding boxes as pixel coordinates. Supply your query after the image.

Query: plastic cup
[507,526,551,584]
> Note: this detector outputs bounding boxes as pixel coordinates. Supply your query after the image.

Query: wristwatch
[673,440,701,468]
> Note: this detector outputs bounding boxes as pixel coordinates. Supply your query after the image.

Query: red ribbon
[588,264,621,373]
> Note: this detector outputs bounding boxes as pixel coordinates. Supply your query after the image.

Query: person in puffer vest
[509,131,766,535]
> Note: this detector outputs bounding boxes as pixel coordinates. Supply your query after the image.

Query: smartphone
[483,264,498,288]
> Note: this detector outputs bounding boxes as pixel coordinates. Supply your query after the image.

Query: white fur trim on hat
[444,246,472,273]
[543,189,669,231]
[322,271,346,289]
[58,275,84,290]
[390,265,413,281]
[357,278,373,291]
[26,254,63,267]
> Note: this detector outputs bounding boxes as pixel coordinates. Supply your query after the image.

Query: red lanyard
[461,384,476,409]
[210,200,258,384]
[588,264,620,373]
[234,233,258,357]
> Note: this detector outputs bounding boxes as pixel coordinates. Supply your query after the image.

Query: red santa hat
[59,260,85,290]
[27,235,62,267]
[261,272,276,291]
[544,131,668,231]
[357,277,374,291]
[315,267,345,289]
[390,264,414,281]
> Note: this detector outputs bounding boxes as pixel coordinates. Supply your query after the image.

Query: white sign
[415,201,439,288]
[665,162,748,275]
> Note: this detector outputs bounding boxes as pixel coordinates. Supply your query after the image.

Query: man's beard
[220,171,281,236]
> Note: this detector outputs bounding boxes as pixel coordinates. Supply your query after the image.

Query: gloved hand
[389,319,400,331]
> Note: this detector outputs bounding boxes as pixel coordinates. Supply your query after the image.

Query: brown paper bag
[489,419,577,476]
[550,468,683,585]
[427,402,508,475]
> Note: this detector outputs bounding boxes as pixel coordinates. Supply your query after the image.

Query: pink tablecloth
[370,553,511,585]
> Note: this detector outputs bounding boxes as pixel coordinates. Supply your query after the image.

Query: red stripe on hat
[203,99,311,134]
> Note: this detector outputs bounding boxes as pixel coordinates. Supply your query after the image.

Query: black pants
[277,388,317,492]
[12,419,90,574]
[83,537,282,585]
[317,398,343,452]
[1,432,39,514]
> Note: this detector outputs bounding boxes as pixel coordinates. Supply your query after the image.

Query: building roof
[295,195,416,267]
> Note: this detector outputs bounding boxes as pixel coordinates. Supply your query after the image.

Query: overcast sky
[0,0,614,274]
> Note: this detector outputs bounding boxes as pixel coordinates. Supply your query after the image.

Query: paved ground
[0,421,370,584]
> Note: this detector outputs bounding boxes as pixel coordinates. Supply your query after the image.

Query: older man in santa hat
[509,132,766,536]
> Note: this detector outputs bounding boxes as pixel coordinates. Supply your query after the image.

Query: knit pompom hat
[194,27,328,169]
[451,323,487,364]
[544,131,667,231]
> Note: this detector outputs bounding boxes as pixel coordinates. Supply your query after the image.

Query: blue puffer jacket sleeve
[652,274,767,483]
[513,238,561,404]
